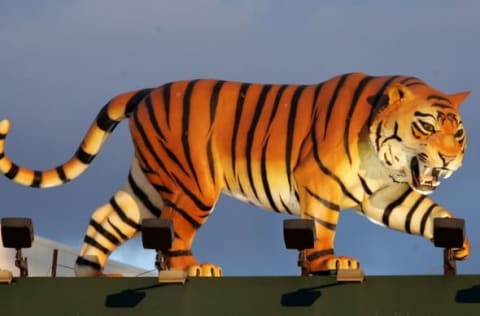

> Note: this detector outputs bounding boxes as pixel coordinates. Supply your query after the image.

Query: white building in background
[0,225,155,277]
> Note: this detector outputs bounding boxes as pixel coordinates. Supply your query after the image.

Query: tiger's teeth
[423,167,433,176]
[433,180,441,187]
[439,170,452,179]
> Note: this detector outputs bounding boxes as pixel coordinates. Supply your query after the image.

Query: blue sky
[1,0,479,276]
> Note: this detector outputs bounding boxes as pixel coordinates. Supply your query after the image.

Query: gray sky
[1,0,479,276]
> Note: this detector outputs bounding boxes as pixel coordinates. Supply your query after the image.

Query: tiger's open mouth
[410,157,442,193]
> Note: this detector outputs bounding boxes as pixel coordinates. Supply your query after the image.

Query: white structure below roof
[0,225,155,277]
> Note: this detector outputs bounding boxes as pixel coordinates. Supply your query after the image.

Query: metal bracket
[336,269,365,283]
[433,218,465,276]
[158,269,188,284]
[0,269,13,284]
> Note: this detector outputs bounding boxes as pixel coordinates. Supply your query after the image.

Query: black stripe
[238,177,247,196]
[368,76,400,127]
[163,82,172,128]
[75,257,101,271]
[405,82,425,88]
[0,152,4,159]
[75,148,96,164]
[260,134,281,212]
[152,183,173,194]
[411,126,420,139]
[305,213,337,231]
[420,203,438,235]
[210,80,225,124]
[307,249,334,262]
[132,110,171,178]
[427,95,451,104]
[158,137,189,175]
[285,85,306,190]
[279,197,293,214]
[311,83,324,118]
[125,88,152,116]
[0,133,6,140]
[384,152,392,166]
[107,218,128,240]
[224,176,232,192]
[128,173,162,217]
[266,85,287,131]
[172,174,212,211]
[96,105,119,132]
[164,200,202,229]
[30,170,42,188]
[5,164,19,179]
[134,144,156,175]
[344,76,373,164]
[305,187,340,212]
[405,195,427,234]
[89,219,121,246]
[311,131,360,204]
[246,85,272,200]
[206,81,225,185]
[84,235,110,254]
[324,74,350,139]
[400,76,420,85]
[414,111,435,119]
[56,166,69,182]
[165,250,192,257]
[182,80,202,190]
[206,138,216,185]
[432,103,453,109]
[145,94,166,141]
[110,197,141,230]
[358,175,372,195]
[375,121,383,151]
[382,188,411,226]
[380,122,402,146]
[231,83,250,173]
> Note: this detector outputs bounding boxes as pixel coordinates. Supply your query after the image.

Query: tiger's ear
[387,84,414,105]
[449,91,470,109]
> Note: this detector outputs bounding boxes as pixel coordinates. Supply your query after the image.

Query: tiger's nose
[439,152,456,166]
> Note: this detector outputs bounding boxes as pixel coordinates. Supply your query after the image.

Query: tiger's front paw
[187,263,223,277]
[454,236,470,260]
[309,255,360,273]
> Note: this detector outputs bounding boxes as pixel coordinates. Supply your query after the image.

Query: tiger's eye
[420,121,435,133]
[455,129,464,138]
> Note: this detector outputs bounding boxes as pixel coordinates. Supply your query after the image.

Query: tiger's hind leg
[74,190,143,277]
[74,158,162,277]
[147,163,223,276]
[160,199,223,277]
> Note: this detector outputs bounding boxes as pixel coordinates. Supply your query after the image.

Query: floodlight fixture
[283,219,316,276]
[433,218,464,248]
[283,219,316,250]
[433,217,465,276]
[1,217,34,249]
[141,218,187,284]
[141,218,174,252]
[1,217,34,277]
[283,219,365,282]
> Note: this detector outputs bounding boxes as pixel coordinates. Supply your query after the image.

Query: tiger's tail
[0,88,152,188]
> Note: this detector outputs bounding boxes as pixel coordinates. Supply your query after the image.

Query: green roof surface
[1,275,480,315]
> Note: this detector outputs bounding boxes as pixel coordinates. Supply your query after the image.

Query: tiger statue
[0,72,470,277]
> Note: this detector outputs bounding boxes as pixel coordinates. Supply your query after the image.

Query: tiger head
[369,83,469,194]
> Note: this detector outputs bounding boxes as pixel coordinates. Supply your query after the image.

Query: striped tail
[0,89,152,188]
